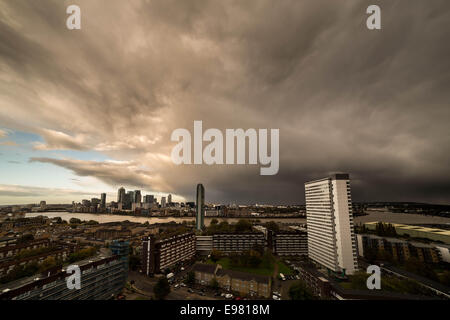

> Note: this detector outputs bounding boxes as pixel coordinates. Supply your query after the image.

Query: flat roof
[0,253,113,293]
[305,173,349,185]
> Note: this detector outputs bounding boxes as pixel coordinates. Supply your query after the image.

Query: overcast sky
[0,0,449,205]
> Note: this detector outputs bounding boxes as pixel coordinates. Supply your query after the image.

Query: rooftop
[216,268,271,284]
[0,253,114,293]
[304,173,349,185]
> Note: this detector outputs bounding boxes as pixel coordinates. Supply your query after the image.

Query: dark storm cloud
[1,0,449,204]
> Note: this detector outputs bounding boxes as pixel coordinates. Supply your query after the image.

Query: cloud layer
[1,0,449,204]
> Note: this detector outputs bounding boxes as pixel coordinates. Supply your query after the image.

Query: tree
[210,250,223,263]
[68,247,97,263]
[235,219,253,233]
[248,252,262,268]
[129,254,141,271]
[17,234,34,244]
[210,218,219,225]
[39,256,57,272]
[209,278,219,290]
[264,221,280,233]
[252,244,265,256]
[69,218,82,224]
[185,271,196,285]
[154,277,171,300]
[289,281,316,300]
[375,222,397,237]
[229,253,240,267]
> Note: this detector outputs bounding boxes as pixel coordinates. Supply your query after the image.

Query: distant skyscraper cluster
[115,187,173,211]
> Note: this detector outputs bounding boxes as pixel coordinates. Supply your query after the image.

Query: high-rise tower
[117,187,125,203]
[304,173,358,275]
[196,184,205,231]
[134,190,142,203]
[101,193,106,208]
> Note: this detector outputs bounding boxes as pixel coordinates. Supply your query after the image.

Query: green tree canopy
[235,219,253,233]
[154,277,171,300]
[210,249,223,263]
[69,218,82,224]
[185,271,195,285]
[289,281,316,300]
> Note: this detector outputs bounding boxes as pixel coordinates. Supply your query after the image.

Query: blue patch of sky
[0,128,111,189]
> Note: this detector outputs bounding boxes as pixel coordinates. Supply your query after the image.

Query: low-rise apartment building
[356,234,448,264]
[0,247,71,278]
[142,232,196,275]
[212,232,266,253]
[0,239,51,261]
[294,261,332,299]
[270,227,308,256]
[192,263,271,298]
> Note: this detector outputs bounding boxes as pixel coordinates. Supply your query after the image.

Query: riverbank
[25,211,450,227]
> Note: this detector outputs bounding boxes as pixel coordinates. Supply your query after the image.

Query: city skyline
[1,1,450,206]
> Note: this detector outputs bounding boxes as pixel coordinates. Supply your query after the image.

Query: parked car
[273,295,281,300]
[225,294,233,299]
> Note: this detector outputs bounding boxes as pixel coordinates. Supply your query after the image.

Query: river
[24,212,306,226]
[25,211,450,226]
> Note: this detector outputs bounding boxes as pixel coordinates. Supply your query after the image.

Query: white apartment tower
[304,173,358,275]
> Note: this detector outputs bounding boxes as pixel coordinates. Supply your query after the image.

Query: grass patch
[277,260,294,275]
[206,255,275,277]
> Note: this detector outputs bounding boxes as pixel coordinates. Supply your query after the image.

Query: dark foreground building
[0,254,127,300]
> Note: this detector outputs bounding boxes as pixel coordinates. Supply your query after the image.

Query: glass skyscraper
[196,184,205,231]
